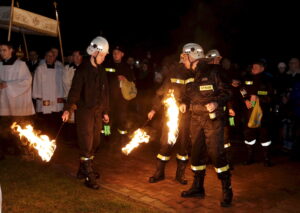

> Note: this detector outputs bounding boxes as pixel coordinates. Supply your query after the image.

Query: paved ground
[50,130,300,213]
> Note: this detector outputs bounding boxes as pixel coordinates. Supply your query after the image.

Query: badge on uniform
[199,85,214,91]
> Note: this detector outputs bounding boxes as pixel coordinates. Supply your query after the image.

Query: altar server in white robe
[0,41,35,158]
[32,50,64,138]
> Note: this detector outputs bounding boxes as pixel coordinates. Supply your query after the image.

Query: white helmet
[86,36,109,55]
[182,43,205,61]
[205,49,221,59]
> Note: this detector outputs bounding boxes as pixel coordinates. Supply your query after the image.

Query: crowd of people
[1,37,300,207]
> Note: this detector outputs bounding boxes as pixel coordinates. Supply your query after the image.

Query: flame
[122,128,150,155]
[163,90,179,145]
[11,122,56,162]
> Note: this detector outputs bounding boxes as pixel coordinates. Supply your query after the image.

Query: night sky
[1,0,299,67]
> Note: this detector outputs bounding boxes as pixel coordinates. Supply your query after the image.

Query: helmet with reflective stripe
[87,36,109,55]
[205,49,221,59]
[182,43,205,62]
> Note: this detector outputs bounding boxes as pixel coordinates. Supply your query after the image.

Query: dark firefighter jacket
[104,61,135,101]
[184,63,231,116]
[152,64,194,112]
[64,59,109,113]
[242,72,273,107]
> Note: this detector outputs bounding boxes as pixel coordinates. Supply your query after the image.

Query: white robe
[0,60,35,116]
[62,64,76,97]
[32,63,64,114]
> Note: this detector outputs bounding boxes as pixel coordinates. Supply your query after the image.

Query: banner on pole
[0,6,58,37]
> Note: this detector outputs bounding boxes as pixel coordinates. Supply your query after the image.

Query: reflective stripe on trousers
[261,141,271,147]
[157,154,170,161]
[245,139,256,145]
[176,154,189,161]
[191,165,206,171]
[215,164,230,173]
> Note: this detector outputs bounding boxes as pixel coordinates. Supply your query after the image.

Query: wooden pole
[53,1,64,65]
[16,2,29,59]
[7,0,15,41]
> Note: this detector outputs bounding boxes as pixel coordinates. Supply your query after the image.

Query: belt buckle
[43,100,50,106]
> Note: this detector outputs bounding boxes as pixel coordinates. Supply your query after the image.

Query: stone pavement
[51,134,300,213]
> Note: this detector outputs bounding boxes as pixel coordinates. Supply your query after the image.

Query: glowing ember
[163,90,179,145]
[11,122,56,162]
[122,128,150,155]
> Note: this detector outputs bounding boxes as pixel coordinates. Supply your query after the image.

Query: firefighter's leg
[224,125,233,170]
[149,127,171,183]
[75,109,99,189]
[259,127,273,167]
[175,112,190,185]
[117,100,130,146]
[243,127,257,165]
[205,118,232,207]
[182,116,206,198]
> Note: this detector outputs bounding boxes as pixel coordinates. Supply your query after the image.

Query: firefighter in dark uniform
[206,50,244,169]
[242,60,273,167]
[180,43,233,207]
[62,36,110,190]
[104,45,135,143]
[147,52,194,185]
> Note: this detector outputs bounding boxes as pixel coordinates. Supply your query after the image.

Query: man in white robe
[32,50,64,138]
[0,41,35,158]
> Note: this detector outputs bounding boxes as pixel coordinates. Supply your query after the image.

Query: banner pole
[8,0,15,41]
[53,1,64,65]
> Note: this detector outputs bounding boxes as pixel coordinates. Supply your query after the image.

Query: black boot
[82,159,100,190]
[181,170,205,198]
[149,160,166,183]
[175,159,188,185]
[263,146,273,167]
[77,157,100,179]
[90,156,100,179]
[243,144,254,165]
[219,172,233,207]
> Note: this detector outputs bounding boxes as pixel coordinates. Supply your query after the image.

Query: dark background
[1,0,299,67]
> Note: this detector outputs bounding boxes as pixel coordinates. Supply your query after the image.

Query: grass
[0,157,156,213]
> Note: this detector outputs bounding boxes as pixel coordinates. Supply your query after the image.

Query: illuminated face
[72,51,83,65]
[29,51,38,62]
[93,51,107,65]
[113,49,124,62]
[251,64,264,75]
[51,48,59,59]
[45,51,55,65]
[0,45,13,60]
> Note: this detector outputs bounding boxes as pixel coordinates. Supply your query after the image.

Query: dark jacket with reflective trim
[242,72,273,105]
[184,63,231,116]
[64,59,109,113]
[152,64,193,112]
[104,60,135,101]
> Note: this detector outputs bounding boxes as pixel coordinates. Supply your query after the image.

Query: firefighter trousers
[189,114,229,174]
[157,112,191,162]
[76,107,103,158]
